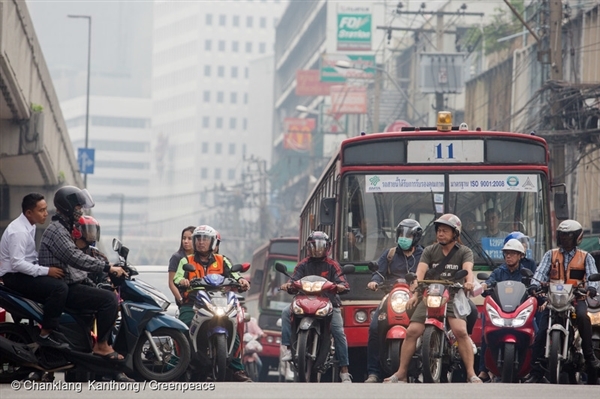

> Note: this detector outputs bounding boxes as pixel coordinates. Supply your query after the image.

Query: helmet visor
[82,223,100,243]
[309,239,328,257]
[70,189,95,210]
[397,226,414,238]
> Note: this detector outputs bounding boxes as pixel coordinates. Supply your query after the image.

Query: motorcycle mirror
[405,272,417,284]
[119,245,129,260]
[520,268,534,278]
[368,261,379,272]
[182,263,195,272]
[454,269,468,280]
[588,273,600,282]
[341,264,355,275]
[275,262,290,276]
[240,262,251,273]
[112,238,122,251]
[476,272,490,280]
[230,263,243,273]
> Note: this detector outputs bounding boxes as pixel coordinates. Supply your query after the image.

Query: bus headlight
[355,310,368,323]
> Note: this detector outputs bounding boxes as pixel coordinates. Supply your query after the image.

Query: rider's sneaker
[364,374,381,383]
[281,347,292,362]
[340,372,353,383]
[37,332,69,349]
[232,370,253,382]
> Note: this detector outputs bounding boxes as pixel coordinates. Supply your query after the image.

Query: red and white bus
[245,237,299,381]
[298,112,560,381]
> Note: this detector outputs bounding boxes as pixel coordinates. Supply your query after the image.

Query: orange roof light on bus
[437,111,452,132]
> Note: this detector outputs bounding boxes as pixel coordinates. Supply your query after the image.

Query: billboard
[283,118,316,151]
[330,85,367,114]
[337,4,372,51]
[295,70,336,96]
[419,53,466,94]
[320,54,376,83]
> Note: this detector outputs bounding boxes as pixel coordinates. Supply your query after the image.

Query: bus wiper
[461,229,497,270]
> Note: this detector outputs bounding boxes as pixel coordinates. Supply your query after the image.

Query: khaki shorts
[410,297,467,324]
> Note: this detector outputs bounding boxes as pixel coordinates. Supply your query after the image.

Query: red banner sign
[330,85,367,114]
[295,70,336,96]
[283,118,316,151]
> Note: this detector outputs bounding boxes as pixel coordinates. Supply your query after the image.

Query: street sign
[78,148,95,174]
[337,4,372,51]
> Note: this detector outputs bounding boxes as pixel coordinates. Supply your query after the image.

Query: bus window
[262,266,292,312]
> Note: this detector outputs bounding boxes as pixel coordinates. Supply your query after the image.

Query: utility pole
[435,11,445,113]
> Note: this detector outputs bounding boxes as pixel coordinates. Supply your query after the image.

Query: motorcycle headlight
[315,302,332,317]
[588,312,600,326]
[301,280,325,293]
[206,302,233,317]
[512,304,534,328]
[354,310,368,323]
[486,303,504,328]
[390,291,410,314]
[549,292,571,309]
[426,295,444,308]
[292,300,304,315]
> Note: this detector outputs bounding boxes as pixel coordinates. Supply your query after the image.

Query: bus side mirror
[319,197,336,226]
[554,192,569,220]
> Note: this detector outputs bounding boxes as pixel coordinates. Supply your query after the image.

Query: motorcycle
[367,261,413,378]
[536,273,600,384]
[275,261,354,382]
[0,238,191,382]
[415,269,469,383]
[477,269,537,382]
[182,262,250,382]
[242,332,263,381]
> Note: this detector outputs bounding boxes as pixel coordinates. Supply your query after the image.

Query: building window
[245,67,249,78]
[231,66,238,78]
[205,40,212,51]
[245,42,252,53]
[202,116,210,128]
[202,142,209,153]
[201,167,208,179]
[218,40,225,51]
[216,117,223,128]
[204,65,211,76]
[233,15,239,27]
[244,93,248,104]
[259,42,266,53]
[217,91,224,103]
[203,91,210,102]
[214,168,222,179]
[219,15,226,26]
[230,92,237,104]
[246,16,253,28]
[229,117,237,129]
[228,168,236,180]
[243,118,247,130]
[215,142,222,154]
[260,16,267,28]
[205,14,213,25]
[218,65,225,77]
[232,41,239,52]
[229,143,235,155]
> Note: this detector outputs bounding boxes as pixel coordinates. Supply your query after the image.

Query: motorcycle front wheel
[548,330,562,384]
[500,342,516,383]
[296,329,318,382]
[0,323,36,383]
[421,326,444,383]
[133,328,191,381]
[210,334,227,382]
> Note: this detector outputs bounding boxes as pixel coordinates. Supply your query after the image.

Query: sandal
[469,375,483,383]
[478,372,490,383]
[93,351,125,363]
[383,375,407,383]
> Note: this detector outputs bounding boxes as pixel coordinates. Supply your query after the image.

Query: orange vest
[549,248,587,285]
[183,254,225,300]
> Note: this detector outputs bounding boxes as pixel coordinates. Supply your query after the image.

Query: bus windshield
[339,173,549,268]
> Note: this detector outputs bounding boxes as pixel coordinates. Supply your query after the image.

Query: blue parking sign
[78,148,95,174]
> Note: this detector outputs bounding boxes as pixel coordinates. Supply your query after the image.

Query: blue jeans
[367,306,382,377]
[281,305,350,367]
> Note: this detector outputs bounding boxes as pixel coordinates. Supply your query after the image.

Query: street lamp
[335,60,425,128]
[68,15,92,188]
[108,193,125,242]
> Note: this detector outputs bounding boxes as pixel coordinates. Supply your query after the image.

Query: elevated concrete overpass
[0,0,82,232]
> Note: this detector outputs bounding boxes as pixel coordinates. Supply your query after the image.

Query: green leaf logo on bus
[369,175,381,186]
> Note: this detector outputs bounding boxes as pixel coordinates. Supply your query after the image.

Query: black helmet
[395,219,423,249]
[306,231,331,258]
[53,186,95,215]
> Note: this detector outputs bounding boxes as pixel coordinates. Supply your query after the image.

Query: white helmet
[556,219,583,247]
[502,238,525,255]
[193,225,219,252]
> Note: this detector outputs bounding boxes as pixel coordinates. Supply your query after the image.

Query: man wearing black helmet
[525,219,600,383]
[384,214,482,383]
[279,231,353,382]
[364,219,424,383]
[38,186,127,362]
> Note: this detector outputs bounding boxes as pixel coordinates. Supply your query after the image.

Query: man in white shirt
[0,193,69,348]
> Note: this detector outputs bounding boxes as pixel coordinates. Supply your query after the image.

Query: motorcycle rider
[364,219,424,383]
[173,224,252,382]
[525,220,600,383]
[478,238,528,382]
[279,231,353,383]
[38,186,127,362]
[384,214,482,383]
[503,231,537,274]
[0,193,68,349]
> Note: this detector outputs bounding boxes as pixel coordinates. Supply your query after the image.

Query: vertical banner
[337,5,372,51]
[283,118,316,151]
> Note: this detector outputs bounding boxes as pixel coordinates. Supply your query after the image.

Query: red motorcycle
[275,262,354,382]
[477,269,537,382]
[368,262,413,377]
[417,269,469,383]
